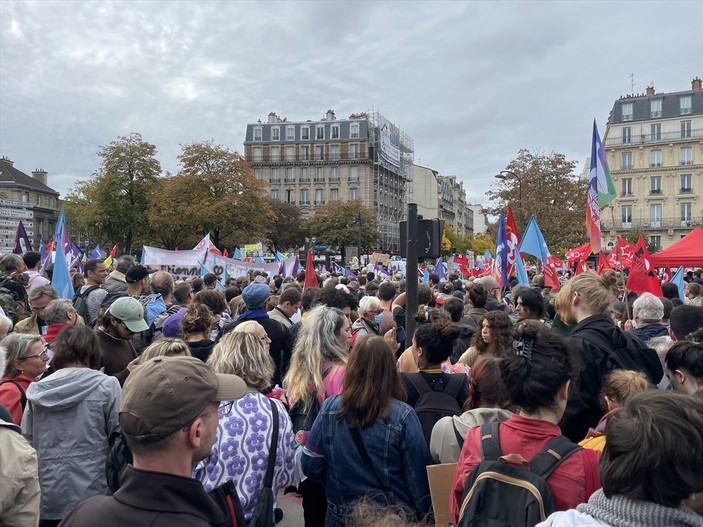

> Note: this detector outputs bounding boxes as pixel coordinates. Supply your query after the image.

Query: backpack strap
[528,435,582,478]
[262,400,279,489]
[452,418,465,449]
[0,379,27,410]
[444,373,466,399]
[349,423,391,502]
[404,373,432,397]
[479,422,502,461]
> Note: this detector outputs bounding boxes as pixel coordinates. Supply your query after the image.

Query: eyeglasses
[183,401,234,431]
[20,350,49,360]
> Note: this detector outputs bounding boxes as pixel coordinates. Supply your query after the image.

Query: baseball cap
[242,282,271,307]
[107,297,150,332]
[125,265,154,283]
[120,356,246,442]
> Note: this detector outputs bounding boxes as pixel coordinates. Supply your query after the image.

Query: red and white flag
[626,236,663,296]
[505,206,521,276]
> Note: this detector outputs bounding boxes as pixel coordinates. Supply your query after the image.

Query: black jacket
[561,314,663,441]
[59,466,230,527]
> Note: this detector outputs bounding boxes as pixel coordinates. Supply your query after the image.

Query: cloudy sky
[1,0,702,205]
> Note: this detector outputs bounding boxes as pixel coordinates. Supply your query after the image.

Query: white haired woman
[351,296,383,346]
[195,328,297,523]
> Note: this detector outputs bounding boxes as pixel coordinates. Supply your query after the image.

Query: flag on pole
[103,243,119,269]
[670,266,685,302]
[38,235,45,260]
[233,247,242,260]
[422,268,429,284]
[505,206,521,276]
[565,242,592,264]
[626,236,663,296]
[50,219,74,300]
[194,234,222,256]
[303,248,318,290]
[89,244,102,259]
[596,250,612,274]
[492,212,508,289]
[586,120,616,253]
[13,220,33,254]
[514,250,529,286]
[436,258,446,282]
[519,215,559,290]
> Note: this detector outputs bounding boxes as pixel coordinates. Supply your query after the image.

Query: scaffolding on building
[366,110,414,252]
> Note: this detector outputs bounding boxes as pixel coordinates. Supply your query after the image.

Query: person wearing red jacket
[450,322,600,525]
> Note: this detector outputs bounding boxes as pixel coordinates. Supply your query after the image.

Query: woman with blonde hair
[579,369,653,451]
[195,330,297,523]
[284,304,351,527]
[556,270,662,441]
[0,334,47,424]
[139,338,191,363]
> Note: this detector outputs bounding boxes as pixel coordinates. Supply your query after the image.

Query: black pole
[406,203,418,342]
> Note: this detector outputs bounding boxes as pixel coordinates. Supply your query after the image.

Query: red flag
[548,255,565,270]
[303,248,318,290]
[453,253,469,276]
[223,248,229,258]
[626,237,663,296]
[565,242,592,263]
[109,243,119,257]
[596,250,612,274]
[574,261,590,275]
[505,206,521,275]
[542,262,560,291]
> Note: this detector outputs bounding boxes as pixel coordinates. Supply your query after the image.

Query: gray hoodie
[21,368,120,520]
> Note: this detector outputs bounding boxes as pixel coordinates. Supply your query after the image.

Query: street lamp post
[494,170,522,208]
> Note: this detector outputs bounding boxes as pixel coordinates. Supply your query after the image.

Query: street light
[495,170,522,215]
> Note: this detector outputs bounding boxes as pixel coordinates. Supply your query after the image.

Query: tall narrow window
[300,167,309,183]
[650,235,661,250]
[271,189,279,200]
[621,102,633,121]
[300,189,309,205]
[252,147,262,162]
[286,189,295,204]
[316,126,324,140]
[285,167,294,183]
[270,146,280,162]
[286,126,295,141]
[315,189,324,205]
[350,123,360,139]
[650,123,661,141]
[330,166,340,182]
[300,146,309,160]
[680,95,692,114]
[650,175,662,194]
[301,127,310,140]
[680,174,692,193]
[315,145,324,160]
[621,178,632,196]
[331,125,340,139]
[270,168,279,183]
[330,145,340,160]
[650,149,662,167]
[681,202,692,224]
[650,203,662,227]
[271,127,280,141]
[285,146,295,161]
[650,99,662,117]
[253,127,262,141]
[621,152,633,170]
[681,120,692,138]
[315,167,324,183]
[330,188,339,201]
[621,205,632,226]
[680,146,693,165]
[622,127,631,144]
[350,188,358,200]
[349,166,359,182]
[349,144,359,159]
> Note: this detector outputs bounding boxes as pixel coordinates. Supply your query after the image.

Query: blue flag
[493,212,508,288]
[51,211,74,300]
[515,250,529,286]
[422,268,429,284]
[436,258,446,282]
[671,266,685,302]
[89,244,102,259]
[275,251,285,262]
[233,247,242,260]
[519,216,551,264]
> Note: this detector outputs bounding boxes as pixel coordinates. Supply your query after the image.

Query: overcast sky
[1,0,702,205]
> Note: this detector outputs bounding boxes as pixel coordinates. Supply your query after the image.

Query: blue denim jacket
[301,395,432,522]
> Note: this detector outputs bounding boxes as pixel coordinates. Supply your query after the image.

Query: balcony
[246,152,368,164]
[605,127,703,148]
[680,187,693,194]
[602,217,703,230]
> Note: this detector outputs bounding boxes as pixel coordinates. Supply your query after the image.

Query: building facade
[0,158,60,253]
[467,204,488,234]
[411,164,440,219]
[602,77,703,250]
[243,110,413,251]
[437,175,474,237]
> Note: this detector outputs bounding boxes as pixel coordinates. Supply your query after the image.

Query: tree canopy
[486,149,588,254]
[264,198,308,253]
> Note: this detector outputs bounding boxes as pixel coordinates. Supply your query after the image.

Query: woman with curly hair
[194,329,297,523]
[458,310,513,368]
[181,303,216,363]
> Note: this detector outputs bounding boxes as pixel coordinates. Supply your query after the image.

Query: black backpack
[457,422,581,527]
[72,285,99,325]
[404,373,465,445]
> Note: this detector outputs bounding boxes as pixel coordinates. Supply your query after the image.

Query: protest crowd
[0,239,702,527]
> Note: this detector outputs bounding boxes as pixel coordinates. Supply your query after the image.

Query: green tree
[486,149,588,254]
[622,227,657,254]
[173,141,273,248]
[304,200,379,264]
[64,133,161,254]
[444,224,472,255]
[264,198,308,253]
[470,233,495,256]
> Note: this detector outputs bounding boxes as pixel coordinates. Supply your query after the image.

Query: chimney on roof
[646,83,655,96]
[32,169,48,186]
[325,109,336,121]
[692,77,702,90]
[1,157,13,166]
[267,112,278,123]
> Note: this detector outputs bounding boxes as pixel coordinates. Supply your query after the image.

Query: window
[316,126,324,140]
[622,127,631,144]
[252,147,263,162]
[680,95,692,114]
[330,188,339,201]
[300,189,309,205]
[350,188,358,200]
[331,125,340,139]
[650,99,662,117]
[349,144,359,159]
[681,120,692,138]
[621,102,633,121]
[315,145,324,160]
[285,167,294,183]
[300,167,309,183]
[349,166,359,182]
[286,189,295,204]
[271,127,280,141]
[330,167,340,182]
[315,167,324,183]
[681,173,692,193]
[315,189,324,205]
[621,177,632,196]
[301,127,310,140]
[650,123,661,141]
[680,146,693,165]
[254,170,262,181]
[650,149,662,167]
[271,189,279,200]
[681,202,692,225]
[270,168,279,183]
[253,127,262,141]
[300,145,309,161]
[650,203,662,227]
[650,175,662,194]
[621,152,633,170]
[650,235,662,250]
[330,145,340,160]
[286,126,295,141]
[286,146,295,161]
[270,146,280,161]
[621,205,632,227]
[350,123,360,139]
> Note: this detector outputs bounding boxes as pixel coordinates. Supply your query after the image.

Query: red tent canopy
[650,227,703,268]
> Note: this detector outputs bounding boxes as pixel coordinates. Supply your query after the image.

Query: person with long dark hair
[302,336,432,526]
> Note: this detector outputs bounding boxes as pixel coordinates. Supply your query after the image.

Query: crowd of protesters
[0,249,702,527]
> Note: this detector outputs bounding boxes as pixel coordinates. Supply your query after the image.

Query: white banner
[141,247,208,280]
[379,116,401,168]
[208,254,281,280]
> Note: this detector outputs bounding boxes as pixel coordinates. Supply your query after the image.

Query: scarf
[237,308,268,321]
[577,490,703,527]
